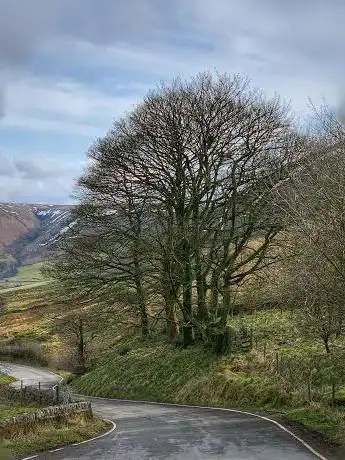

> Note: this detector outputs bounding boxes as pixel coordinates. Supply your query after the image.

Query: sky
[1,0,345,204]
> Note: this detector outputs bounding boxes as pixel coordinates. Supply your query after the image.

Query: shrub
[0,339,49,366]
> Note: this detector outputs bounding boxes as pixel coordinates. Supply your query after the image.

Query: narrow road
[0,362,60,389]
[0,362,325,460]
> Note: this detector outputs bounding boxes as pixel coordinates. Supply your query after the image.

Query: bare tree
[56,313,88,374]
[278,105,345,354]
[49,169,153,338]
[52,72,298,350]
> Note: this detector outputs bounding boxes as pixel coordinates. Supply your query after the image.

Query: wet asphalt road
[0,362,60,390]
[0,362,323,460]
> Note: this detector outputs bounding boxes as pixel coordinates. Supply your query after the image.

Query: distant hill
[0,203,73,279]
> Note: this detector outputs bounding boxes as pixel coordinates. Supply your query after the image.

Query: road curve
[0,362,60,389]
[0,362,325,460]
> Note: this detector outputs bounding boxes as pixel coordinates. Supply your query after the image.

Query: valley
[0,203,73,279]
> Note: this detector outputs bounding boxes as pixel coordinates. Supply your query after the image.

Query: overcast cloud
[0,0,344,203]
[0,150,80,203]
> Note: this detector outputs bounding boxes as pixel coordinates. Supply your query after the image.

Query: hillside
[0,203,73,279]
[0,284,343,459]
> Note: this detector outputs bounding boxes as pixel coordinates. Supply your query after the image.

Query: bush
[0,339,49,366]
[118,345,131,356]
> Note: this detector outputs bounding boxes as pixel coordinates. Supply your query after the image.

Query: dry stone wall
[0,402,93,438]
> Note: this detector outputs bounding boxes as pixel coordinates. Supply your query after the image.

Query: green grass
[7,263,45,282]
[1,414,110,456]
[284,406,339,437]
[0,262,50,292]
[0,402,40,419]
[72,337,292,408]
[0,373,16,384]
[74,338,214,402]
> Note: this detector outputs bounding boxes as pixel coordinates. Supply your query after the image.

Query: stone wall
[0,401,93,438]
[0,382,74,405]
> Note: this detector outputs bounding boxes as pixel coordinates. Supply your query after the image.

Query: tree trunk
[192,201,208,328]
[164,291,179,340]
[133,239,149,337]
[183,325,194,347]
[182,242,194,348]
[194,247,208,326]
[215,277,231,354]
[196,272,207,318]
[221,281,231,327]
[161,248,180,341]
[195,269,208,342]
[323,335,330,354]
[139,302,149,337]
[134,255,149,337]
[210,269,219,313]
[77,318,86,374]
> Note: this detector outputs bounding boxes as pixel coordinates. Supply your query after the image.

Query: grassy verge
[0,373,16,384]
[1,414,111,456]
[0,402,40,419]
[72,337,345,456]
[283,406,340,438]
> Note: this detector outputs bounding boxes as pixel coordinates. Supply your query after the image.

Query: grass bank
[0,402,40,419]
[0,373,16,384]
[1,413,110,456]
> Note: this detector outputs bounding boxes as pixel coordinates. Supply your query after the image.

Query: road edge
[75,393,328,460]
[20,419,116,460]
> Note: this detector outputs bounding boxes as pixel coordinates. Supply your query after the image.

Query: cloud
[0,0,66,117]
[2,75,142,136]
[0,0,176,116]
[2,0,345,76]
[0,151,16,177]
[187,0,345,77]
[14,155,71,180]
[61,0,171,45]
[0,0,62,64]
[46,34,337,119]
[0,0,168,67]
[1,0,344,119]
[0,150,81,203]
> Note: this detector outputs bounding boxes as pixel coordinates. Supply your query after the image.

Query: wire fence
[0,379,79,406]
